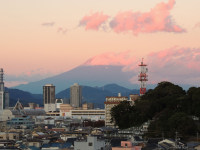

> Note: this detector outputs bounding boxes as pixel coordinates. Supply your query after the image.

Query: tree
[168,112,197,137]
[110,101,133,129]
[110,81,200,138]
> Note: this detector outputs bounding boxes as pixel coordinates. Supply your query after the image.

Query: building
[74,135,107,150]
[70,83,82,107]
[129,94,139,102]
[82,103,94,110]
[0,68,9,110]
[60,103,104,121]
[7,116,35,129]
[60,104,74,116]
[112,141,142,150]
[55,98,63,111]
[0,132,21,141]
[70,109,105,120]
[43,84,56,112]
[104,93,128,127]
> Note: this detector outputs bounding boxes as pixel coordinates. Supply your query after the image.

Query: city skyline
[1,0,200,87]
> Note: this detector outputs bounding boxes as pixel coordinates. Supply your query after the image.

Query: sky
[0,0,200,87]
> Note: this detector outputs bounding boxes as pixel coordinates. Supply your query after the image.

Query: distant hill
[5,87,43,107]
[7,83,139,108]
[14,65,139,94]
[56,84,140,108]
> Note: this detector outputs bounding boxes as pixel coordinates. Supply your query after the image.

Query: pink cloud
[83,51,137,67]
[110,0,185,34]
[41,22,55,27]
[83,47,200,85]
[146,47,200,85]
[194,22,200,28]
[57,27,68,34]
[79,12,109,30]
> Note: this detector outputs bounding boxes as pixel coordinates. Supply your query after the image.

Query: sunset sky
[1,0,200,87]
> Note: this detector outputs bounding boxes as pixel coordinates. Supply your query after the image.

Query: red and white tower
[138,58,148,96]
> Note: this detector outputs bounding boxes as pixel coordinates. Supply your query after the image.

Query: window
[88,142,93,146]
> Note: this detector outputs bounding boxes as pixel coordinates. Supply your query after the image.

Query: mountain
[5,88,43,107]
[98,83,135,94]
[14,65,139,94]
[56,84,140,108]
[7,83,139,108]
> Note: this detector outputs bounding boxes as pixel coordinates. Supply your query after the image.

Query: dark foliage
[110,81,200,138]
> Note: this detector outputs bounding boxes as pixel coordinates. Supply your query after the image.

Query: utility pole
[197,132,199,142]
[175,131,178,148]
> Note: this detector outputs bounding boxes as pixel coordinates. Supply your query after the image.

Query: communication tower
[138,58,148,96]
[0,68,3,83]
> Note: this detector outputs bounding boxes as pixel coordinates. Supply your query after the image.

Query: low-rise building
[7,116,35,129]
[71,109,105,121]
[82,103,94,110]
[60,104,74,117]
[112,141,142,150]
[74,135,107,150]
[0,132,21,140]
[22,139,43,148]
[60,104,105,121]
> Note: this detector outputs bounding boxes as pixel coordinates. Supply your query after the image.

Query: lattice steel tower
[138,58,148,96]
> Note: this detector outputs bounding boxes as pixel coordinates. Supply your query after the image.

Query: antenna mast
[138,58,148,96]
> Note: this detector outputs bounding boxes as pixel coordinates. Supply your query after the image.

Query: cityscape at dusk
[0,0,200,87]
[0,1,200,149]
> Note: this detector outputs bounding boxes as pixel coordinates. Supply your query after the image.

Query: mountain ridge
[13,65,138,94]
[7,83,140,108]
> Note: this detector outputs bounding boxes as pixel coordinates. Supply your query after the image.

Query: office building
[0,68,9,110]
[104,93,128,127]
[43,84,56,112]
[70,83,82,107]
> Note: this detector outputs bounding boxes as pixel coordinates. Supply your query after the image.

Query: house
[0,132,21,141]
[74,135,109,150]
[187,142,200,150]
[112,141,142,150]
[22,139,43,148]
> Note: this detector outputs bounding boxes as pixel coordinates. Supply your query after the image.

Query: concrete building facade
[70,83,82,107]
[43,84,56,112]
[104,94,128,127]
[74,135,106,150]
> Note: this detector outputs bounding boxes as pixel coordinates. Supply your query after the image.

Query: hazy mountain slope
[5,88,43,107]
[56,84,140,108]
[14,65,137,94]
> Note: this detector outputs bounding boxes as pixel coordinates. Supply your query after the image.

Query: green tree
[110,101,133,129]
[168,112,197,137]
[110,81,200,138]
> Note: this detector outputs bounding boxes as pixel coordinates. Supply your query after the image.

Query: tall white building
[70,83,82,107]
[43,84,56,112]
[0,68,9,110]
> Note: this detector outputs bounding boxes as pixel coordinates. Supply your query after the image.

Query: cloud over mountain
[83,47,200,85]
[83,51,136,67]
[146,47,200,84]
